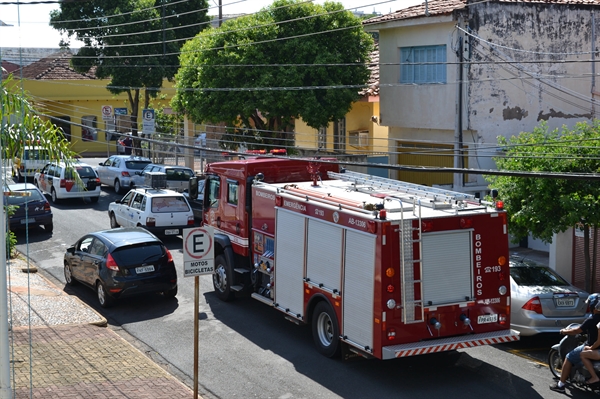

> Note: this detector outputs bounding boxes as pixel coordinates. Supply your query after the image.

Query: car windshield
[510,265,569,287]
[151,196,190,212]
[125,161,151,170]
[6,188,45,205]
[111,243,164,267]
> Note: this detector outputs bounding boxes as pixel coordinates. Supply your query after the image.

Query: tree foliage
[487,121,600,291]
[50,0,210,134]
[172,0,374,149]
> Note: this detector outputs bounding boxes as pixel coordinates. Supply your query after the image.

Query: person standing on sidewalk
[550,293,600,393]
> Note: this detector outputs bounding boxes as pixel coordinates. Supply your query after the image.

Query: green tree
[487,121,600,292]
[49,0,210,141]
[172,0,374,150]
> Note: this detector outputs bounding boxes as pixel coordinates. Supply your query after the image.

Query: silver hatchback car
[510,256,589,336]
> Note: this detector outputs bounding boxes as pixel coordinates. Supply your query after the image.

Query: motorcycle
[548,323,600,393]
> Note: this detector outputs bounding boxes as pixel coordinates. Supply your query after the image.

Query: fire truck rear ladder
[327,170,479,324]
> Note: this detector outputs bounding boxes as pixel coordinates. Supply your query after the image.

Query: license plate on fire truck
[477,314,498,324]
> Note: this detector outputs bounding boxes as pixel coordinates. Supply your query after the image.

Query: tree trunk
[585,224,592,293]
[593,225,598,292]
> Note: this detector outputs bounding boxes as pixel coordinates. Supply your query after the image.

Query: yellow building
[8,50,173,155]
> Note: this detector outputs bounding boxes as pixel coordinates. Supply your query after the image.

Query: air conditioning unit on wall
[349,130,369,148]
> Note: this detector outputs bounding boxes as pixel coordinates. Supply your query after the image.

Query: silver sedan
[510,256,589,336]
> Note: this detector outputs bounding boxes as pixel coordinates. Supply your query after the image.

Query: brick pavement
[9,324,194,399]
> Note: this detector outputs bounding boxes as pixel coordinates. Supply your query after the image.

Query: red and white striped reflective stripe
[394,333,519,358]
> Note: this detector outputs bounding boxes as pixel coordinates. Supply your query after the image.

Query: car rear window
[111,243,165,267]
[510,266,569,287]
[6,188,45,205]
[165,169,194,181]
[125,161,151,170]
[65,165,97,179]
[151,196,190,212]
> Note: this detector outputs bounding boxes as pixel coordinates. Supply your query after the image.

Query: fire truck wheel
[312,301,341,358]
[213,254,234,301]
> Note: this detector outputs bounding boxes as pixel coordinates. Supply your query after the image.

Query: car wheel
[96,281,116,308]
[114,179,122,194]
[51,188,59,203]
[163,286,178,299]
[312,301,341,358]
[109,212,119,228]
[90,196,99,203]
[213,254,234,301]
[64,262,76,286]
[44,223,53,234]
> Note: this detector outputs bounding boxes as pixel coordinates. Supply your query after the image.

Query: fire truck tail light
[385,268,395,278]
[367,220,377,233]
[498,285,507,295]
[387,284,395,293]
[499,314,507,325]
[275,196,283,207]
[460,218,472,228]
[386,299,396,309]
[522,297,543,314]
[498,272,505,281]
[498,256,507,266]
[387,328,396,341]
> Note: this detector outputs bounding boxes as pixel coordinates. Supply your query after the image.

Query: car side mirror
[189,177,198,200]
[66,246,75,254]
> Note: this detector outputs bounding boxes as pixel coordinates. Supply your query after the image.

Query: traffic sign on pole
[183,227,214,277]
[101,105,113,121]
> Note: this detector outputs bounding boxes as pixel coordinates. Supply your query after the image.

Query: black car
[5,183,53,233]
[63,227,178,307]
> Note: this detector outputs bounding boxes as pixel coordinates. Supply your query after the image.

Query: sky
[0,0,423,49]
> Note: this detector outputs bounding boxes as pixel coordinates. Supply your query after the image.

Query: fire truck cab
[201,157,519,359]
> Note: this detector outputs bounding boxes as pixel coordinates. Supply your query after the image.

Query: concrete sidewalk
[6,256,195,399]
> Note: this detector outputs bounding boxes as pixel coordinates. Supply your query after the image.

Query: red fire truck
[200,157,519,359]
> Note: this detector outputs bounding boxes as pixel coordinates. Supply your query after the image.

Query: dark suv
[63,227,178,307]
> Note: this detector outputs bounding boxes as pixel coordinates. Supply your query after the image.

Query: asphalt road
[11,158,597,399]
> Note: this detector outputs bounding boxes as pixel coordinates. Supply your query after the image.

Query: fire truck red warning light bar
[381,329,520,359]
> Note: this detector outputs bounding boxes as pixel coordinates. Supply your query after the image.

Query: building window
[318,126,327,150]
[82,115,98,141]
[50,116,71,142]
[400,45,447,84]
[333,118,346,152]
[349,130,369,148]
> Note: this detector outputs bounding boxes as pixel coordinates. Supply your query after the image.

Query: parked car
[96,155,152,193]
[510,256,589,336]
[63,227,178,307]
[5,183,53,233]
[12,146,50,182]
[116,134,133,155]
[108,187,195,236]
[131,164,195,192]
[34,160,101,203]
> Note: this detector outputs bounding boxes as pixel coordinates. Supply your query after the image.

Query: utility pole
[453,16,465,191]
[218,0,222,27]
[1,152,12,399]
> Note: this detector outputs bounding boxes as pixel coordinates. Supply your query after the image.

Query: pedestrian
[550,293,600,392]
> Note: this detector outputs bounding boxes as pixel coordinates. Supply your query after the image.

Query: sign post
[183,227,214,399]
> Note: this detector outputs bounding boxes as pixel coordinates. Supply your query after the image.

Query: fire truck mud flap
[381,329,520,359]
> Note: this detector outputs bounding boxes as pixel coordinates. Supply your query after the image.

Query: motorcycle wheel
[548,349,563,379]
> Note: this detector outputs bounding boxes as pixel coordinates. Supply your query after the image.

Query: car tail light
[146,217,156,227]
[166,248,174,263]
[121,171,130,177]
[106,253,119,271]
[60,179,66,188]
[44,202,51,212]
[522,297,543,314]
[187,216,194,226]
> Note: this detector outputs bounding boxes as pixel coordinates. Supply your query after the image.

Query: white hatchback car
[108,187,195,236]
[34,161,101,203]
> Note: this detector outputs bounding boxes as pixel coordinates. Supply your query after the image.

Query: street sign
[101,105,113,121]
[142,108,155,134]
[183,227,214,277]
[114,107,128,115]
